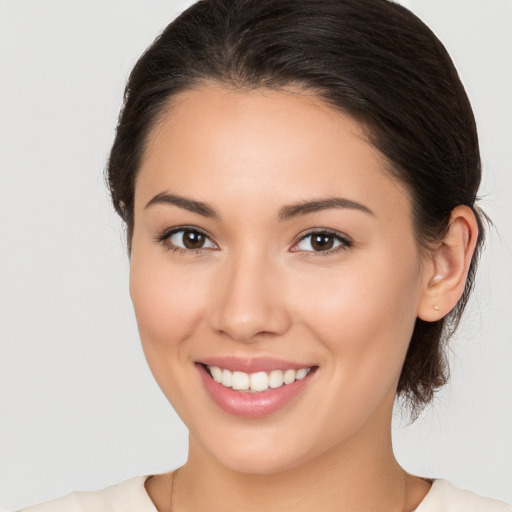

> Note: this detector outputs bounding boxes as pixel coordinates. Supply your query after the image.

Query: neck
[179,449,404,512]
[171,411,426,512]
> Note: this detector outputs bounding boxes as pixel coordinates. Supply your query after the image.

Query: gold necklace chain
[169,468,179,512]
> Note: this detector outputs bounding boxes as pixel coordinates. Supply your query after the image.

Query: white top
[18,476,512,512]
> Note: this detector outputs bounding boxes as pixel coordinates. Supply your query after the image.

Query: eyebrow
[145,192,220,219]
[145,192,374,220]
[278,197,374,220]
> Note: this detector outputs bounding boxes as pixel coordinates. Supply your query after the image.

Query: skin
[129,84,478,512]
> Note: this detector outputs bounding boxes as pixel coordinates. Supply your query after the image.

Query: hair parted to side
[107,0,485,417]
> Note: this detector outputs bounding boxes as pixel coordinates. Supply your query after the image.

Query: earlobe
[417,206,479,322]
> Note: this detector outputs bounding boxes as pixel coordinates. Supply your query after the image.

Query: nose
[209,252,292,342]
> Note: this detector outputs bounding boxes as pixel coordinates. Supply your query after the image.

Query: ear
[417,205,479,322]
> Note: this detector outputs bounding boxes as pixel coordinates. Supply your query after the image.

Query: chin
[213,446,308,475]
[190,423,325,476]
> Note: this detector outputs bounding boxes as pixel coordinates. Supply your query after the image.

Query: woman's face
[130,84,430,474]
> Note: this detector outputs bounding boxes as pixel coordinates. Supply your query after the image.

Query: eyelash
[155,227,352,256]
[155,226,217,255]
[291,229,353,256]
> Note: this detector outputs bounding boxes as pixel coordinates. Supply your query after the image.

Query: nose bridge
[209,246,290,341]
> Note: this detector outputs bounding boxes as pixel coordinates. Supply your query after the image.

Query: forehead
[144,84,372,170]
[136,84,411,221]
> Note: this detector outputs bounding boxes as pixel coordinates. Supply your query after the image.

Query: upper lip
[198,356,316,373]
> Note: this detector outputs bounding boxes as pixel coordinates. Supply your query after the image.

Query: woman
[15,0,511,510]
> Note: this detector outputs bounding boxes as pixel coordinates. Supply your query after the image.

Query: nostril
[208,262,293,341]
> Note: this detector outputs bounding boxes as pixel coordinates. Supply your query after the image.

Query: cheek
[128,248,216,418]
[292,250,422,389]
[129,248,208,358]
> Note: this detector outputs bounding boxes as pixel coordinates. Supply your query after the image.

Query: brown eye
[167,228,216,251]
[182,230,205,249]
[310,234,335,251]
[293,231,350,253]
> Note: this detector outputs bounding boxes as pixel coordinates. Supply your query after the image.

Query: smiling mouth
[203,364,317,393]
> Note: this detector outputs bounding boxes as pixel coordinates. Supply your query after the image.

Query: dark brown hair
[107,0,485,416]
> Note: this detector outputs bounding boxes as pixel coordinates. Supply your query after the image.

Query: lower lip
[197,364,315,418]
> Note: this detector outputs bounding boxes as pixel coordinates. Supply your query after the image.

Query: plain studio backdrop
[0,0,511,509]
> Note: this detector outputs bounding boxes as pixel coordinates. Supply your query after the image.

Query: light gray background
[0,1,510,509]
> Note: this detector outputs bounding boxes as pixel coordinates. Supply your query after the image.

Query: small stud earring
[433,305,440,311]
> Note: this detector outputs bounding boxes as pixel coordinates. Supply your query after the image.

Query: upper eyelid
[157,226,218,247]
[295,228,351,243]
[157,226,350,249]
[289,229,353,254]
[161,225,212,238]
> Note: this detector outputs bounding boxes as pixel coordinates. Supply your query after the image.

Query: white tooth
[232,371,250,390]
[269,370,284,388]
[221,369,233,388]
[296,368,310,380]
[283,369,296,384]
[250,372,269,392]
[210,366,222,383]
